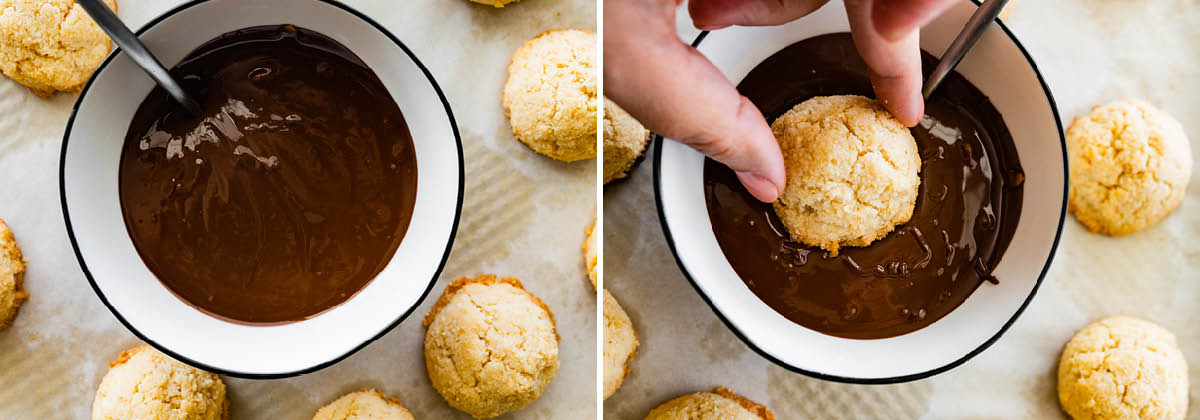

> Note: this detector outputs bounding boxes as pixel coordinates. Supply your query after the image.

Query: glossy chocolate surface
[119,25,417,324]
[704,33,1023,339]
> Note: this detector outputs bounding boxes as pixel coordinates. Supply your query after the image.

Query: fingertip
[902,88,925,127]
[871,72,924,127]
[760,140,787,198]
[737,171,782,203]
[890,95,924,127]
[731,97,786,201]
[880,99,922,127]
[906,100,925,127]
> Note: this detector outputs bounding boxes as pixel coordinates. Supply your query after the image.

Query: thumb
[605,31,784,202]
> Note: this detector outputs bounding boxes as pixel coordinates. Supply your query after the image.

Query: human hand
[604,0,955,202]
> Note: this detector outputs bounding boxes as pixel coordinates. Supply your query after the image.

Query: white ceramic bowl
[655,0,1065,383]
[60,0,462,378]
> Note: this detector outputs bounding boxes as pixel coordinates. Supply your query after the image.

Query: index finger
[846,0,926,127]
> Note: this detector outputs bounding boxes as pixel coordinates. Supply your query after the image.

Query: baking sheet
[0,0,597,418]
[603,1,1200,418]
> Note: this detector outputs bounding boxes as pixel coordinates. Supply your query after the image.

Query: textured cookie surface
[0,0,116,97]
[644,387,774,420]
[423,275,559,419]
[1058,316,1189,420]
[313,389,414,420]
[502,29,597,162]
[92,345,228,420]
[603,98,650,183]
[602,289,637,400]
[1067,99,1192,236]
[0,219,27,329]
[771,95,921,255]
[468,0,518,7]
[584,221,597,287]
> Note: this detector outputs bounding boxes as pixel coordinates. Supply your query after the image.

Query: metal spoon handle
[75,0,202,115]
[921,0,1010,99]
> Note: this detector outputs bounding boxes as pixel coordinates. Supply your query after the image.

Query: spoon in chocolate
[921,0,1010,99]
[75,0,203,115]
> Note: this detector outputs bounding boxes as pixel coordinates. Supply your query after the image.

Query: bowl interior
[61,0,461,376]
[656,0,1064,382]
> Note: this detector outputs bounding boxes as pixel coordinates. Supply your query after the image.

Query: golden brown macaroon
[1066,99,1192,236]
[423,275,559,419]
[467,0,518,7]
[584,220,598,287]
[644,387,774,420]
[0,0,117,97]
[771,95,921,255]
[602,289,638,400]
[603,98,650,184]
[312,389,414,420]
[502,29,597,162]
[0,218,27,329]
[92,345,229,420]
[1058,316,1189,420]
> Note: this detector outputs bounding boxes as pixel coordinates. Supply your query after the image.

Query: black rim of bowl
[652,0,1068,384]
[58,0,464,379]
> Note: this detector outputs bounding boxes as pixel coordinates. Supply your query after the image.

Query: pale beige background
[604,1,1200,419]
[0,0,597,418]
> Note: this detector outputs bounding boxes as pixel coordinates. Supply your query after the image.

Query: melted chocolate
[704,33,1023,339]
[119,25,417,324]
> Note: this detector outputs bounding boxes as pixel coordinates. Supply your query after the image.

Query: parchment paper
[0,0,597,418]
[603,1,1200,418]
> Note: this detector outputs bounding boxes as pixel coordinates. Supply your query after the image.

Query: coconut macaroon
[92,345,229,420]
[584,220,598,287]
[1066,99,1192,236]
[312,389,414,420]
[603,98,650,184]
[0,0,117,97]
[1058,316,1189,420]
[423,275,559,419]
[0,218,27,329]
[644,387,774,420]
[602,289,637,400]
[466,0,518,8]
[502,29,597,162]
[770,95,921,255]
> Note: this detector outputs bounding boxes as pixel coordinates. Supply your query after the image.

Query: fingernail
[695,23,731,31]
[903,93,925,127]
[874,82,924,127]
[736,171,782,203]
